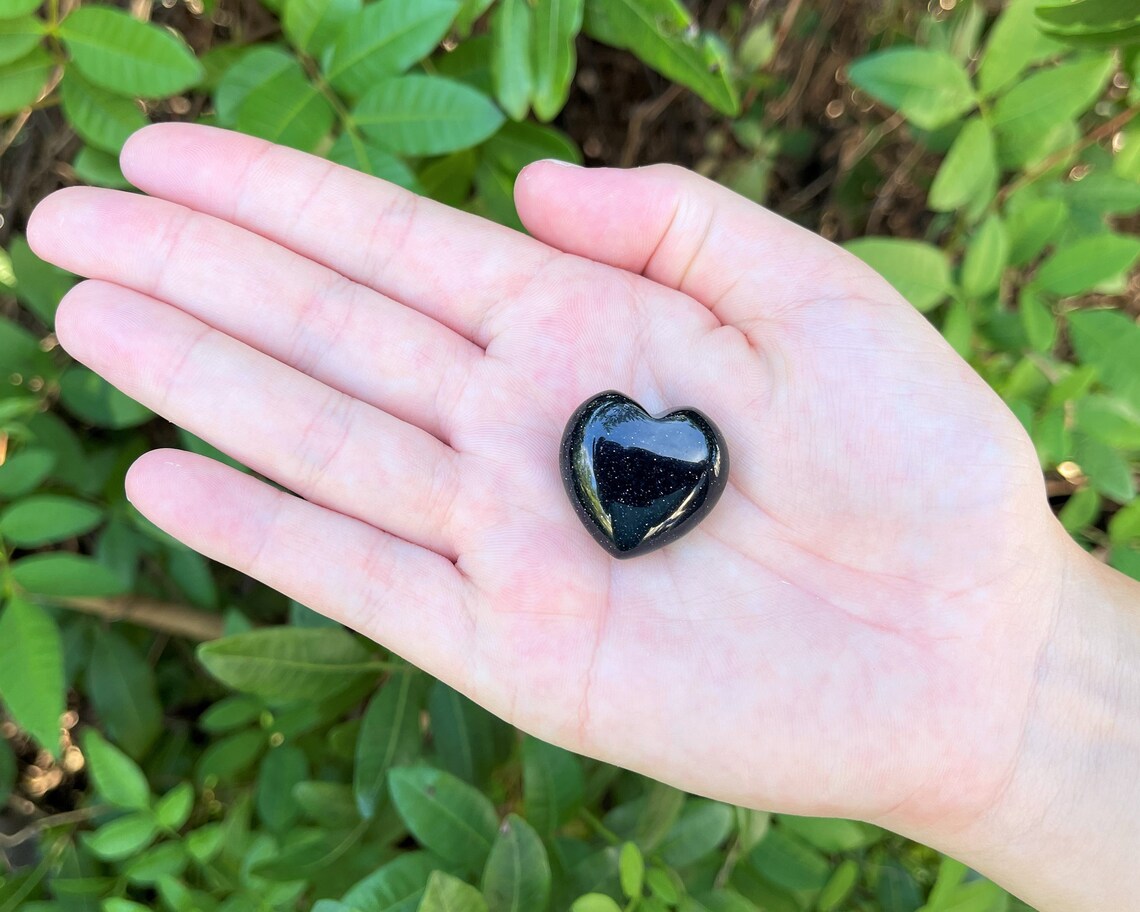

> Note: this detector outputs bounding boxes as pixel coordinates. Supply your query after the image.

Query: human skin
[26,123,1140,911]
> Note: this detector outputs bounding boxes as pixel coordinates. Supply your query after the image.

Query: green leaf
[428,680,503,786]
[0,314,50,379]
[846,47,974,130]
[926,879,1010,912]
[0,597,64,752]
[215,45,294,123]
[648,869,680,904]
[941,298,973,358]
[1034,234,1140,296]
[1006,197,1067,266]
[483,120,582,172]
[0,46,52,116]
[283,0,360,58]
[926,855,968,907]
[1109,498,1140,545]
[0,15,43,66]
[342,850,440,910]
[1114,120,1140,182]
[104,900,155,912]
[0,0,42,18]
[167,548,217,610]
[530,0,582,121]
[59,6,203,97]
[1019,287,1057,353]
[0,447,55,498]
[817,860,859,912]
[455,0,494,35]
[1074,433,1137,502]
[11,553,127,597]
[154,782,195,830]
[570,896,623,912]
[419,871,489,912]
[60,70,147,153]
[1068,309,1140,410]
[583,0,739,116]
[777,816,881,853]
[58,365,154,429]
[482,814,551,912]
[843,238,952,311]
[327,132,423,191]
[232,54,334,152]
[1035,0,1140,44]
[929,118,997,213]
[659,800,734,867]
[619,842,644,899]
[353,75,505,156]
[73,143,133,188]
[977,0,1065,96]
[196,729,265,783]
[636,782,686,852]
[197,627,380,700]
[354,670,428,818]
[876,862,921,912]
[326,0,460,98]
[960,214,1008,299]
[7,232,76,325]
[490,0,532,121]
[256,744,308,831]
[87,631,163,758]
[1075,395,1140,449]
[389,765,499,874]
[83,729,151,810]
[293,780,360,827]
[0,494,104,546]
[1061,171,1140,215]
[200,695,262,733]
[683,890,760,912]
[991,54,1114,167]
[522,735,585,836]
[85,812,159,861]
[746,828,830,892]
[121,840,189,885]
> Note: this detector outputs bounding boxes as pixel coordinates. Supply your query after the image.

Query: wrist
[935,533,1140,910]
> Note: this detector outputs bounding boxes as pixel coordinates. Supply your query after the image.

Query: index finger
[119,123,557,347]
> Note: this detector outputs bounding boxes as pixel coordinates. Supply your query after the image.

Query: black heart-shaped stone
[560,391,729,559]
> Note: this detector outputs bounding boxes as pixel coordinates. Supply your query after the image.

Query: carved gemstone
[559,391,729,559]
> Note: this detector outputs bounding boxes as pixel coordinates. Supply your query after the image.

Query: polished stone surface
[560,391,729,559]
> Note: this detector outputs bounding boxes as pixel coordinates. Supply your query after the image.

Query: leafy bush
[0,0,1138,910]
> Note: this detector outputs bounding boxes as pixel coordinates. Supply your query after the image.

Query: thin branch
[0,805,105,849]
[999,102,1140,204]
[51,595,224,641]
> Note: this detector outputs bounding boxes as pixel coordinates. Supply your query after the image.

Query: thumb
[514,161,874,332]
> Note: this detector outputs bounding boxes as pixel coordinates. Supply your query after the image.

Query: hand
[27,124,1136,910]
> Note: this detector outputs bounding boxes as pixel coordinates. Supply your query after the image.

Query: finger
[57,280,465,558]
[27,187,478,444]
[119,123,556,347]
[126,449,475,677]
[514,162,875,334]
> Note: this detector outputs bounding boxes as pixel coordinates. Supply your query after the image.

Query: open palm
[30,124,1066,840]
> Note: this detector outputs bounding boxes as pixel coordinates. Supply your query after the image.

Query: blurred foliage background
[1,0,1139,910]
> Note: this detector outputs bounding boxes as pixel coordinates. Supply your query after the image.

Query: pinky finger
[125,449,475,675]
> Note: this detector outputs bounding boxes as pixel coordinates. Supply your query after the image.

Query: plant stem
[999,101,1140,204]
[578,808,621,845]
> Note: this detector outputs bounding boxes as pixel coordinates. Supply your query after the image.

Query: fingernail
[536,158,583,168]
